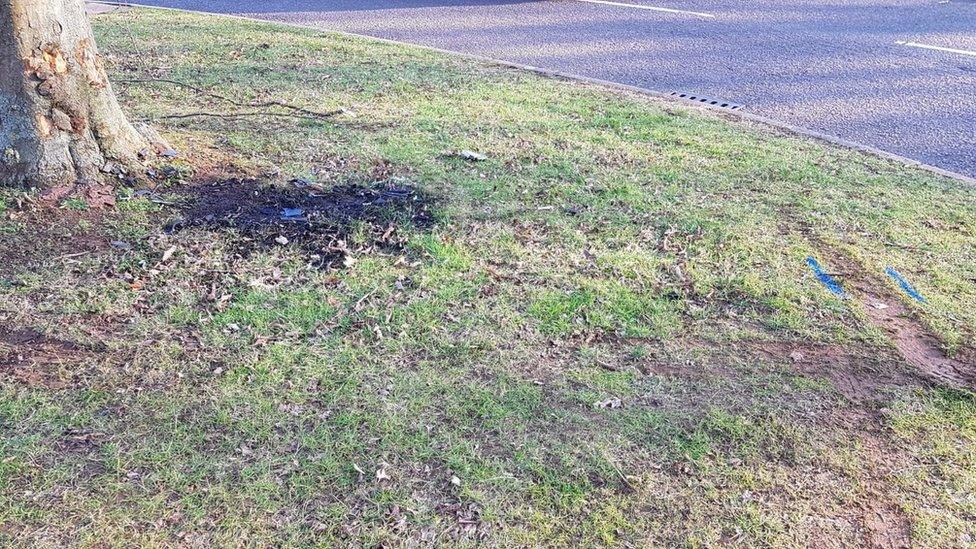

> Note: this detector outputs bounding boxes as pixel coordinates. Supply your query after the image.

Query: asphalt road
[125,0,976,178]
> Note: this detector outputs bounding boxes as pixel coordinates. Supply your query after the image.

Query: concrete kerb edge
[92,1,976,188]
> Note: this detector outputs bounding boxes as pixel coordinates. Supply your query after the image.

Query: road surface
[124,0,976,178]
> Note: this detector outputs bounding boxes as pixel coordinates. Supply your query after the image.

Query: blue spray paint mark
[885,267,927,303]
[806,257,847,298]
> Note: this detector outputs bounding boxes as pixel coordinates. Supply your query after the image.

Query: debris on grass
[885,266,927,303]
[3,8,974,546]
[166,178,435,268]
[806,256,847,298]
[594,397,623,409]
[160,245,178,263]
[444,150,488,162]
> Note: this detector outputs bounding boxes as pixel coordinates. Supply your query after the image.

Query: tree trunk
[0,0,148,195]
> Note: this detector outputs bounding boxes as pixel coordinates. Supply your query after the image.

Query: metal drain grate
[669,91,742,110]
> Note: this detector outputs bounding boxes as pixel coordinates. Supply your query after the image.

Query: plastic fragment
[885,267,927,303]
[805,257,847,298]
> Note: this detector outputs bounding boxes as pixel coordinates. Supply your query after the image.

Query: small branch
[146,111,339,122]
[117,77,344,120]
[57,251,92,260]
[885,241,922,252]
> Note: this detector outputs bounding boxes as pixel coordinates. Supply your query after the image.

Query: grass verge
[0,8,974,547]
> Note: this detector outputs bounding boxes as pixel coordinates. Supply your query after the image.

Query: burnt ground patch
[166,178,436,267]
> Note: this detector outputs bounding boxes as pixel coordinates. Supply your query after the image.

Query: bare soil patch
[745,340,923,402]
[0,207,110,277]
[858,288,976,388]
[0,326,106,388]
[863,502,911,549]
[818,254,976,389]
[848,417,914,549]
[638,338,924,404]
[796,225,975,390]
[0,326,105,363]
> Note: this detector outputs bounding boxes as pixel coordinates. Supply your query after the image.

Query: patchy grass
[888,389,976,547]
[1,8,974,547]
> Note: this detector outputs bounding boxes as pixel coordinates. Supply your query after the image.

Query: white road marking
[570,0,715,18]
[896,41,976,57]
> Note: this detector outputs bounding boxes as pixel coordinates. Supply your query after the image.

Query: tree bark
[0,0,148,194]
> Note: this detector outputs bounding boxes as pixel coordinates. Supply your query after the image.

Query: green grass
[888,389,976,547]
[0,8,974,546]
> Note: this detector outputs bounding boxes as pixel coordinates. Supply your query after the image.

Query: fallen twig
[117,77,343,120]
[147,111,339,122]
[57,251,91,260]
[885,240,922,252]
